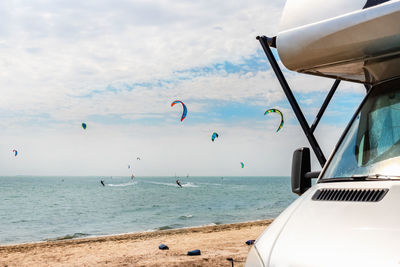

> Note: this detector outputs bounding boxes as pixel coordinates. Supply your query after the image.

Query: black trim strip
[363,0,391,9]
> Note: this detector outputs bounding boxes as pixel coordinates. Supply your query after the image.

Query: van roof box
[276,0,400,85]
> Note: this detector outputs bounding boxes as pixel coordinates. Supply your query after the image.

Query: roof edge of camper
[276,0,400,85]
[257,35,354,167]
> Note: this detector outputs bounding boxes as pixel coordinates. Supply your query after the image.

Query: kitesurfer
[176,179,182,188]
[100,180,105,186]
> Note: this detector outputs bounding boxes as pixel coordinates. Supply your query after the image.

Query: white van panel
[279,0,366,32]
[266,182,400,266]
[276,0,400,84]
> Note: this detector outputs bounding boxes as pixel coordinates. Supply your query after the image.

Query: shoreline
[0,218,273,248]
[0,219,273,266]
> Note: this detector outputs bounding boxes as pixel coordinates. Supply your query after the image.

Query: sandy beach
[0,219,272,267]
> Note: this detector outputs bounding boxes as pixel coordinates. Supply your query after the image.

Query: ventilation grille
[312,188,388,202]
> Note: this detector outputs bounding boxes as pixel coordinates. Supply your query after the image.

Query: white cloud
[0,0,366,176]
[0,0,365,120]
[0,0,288,128]
[0,0,283,106]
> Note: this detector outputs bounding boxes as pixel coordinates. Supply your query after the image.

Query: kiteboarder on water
[100,180,105,186]
[176,179,182,188]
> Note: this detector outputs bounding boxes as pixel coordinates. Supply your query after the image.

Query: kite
[211,132,219,142]
[128,165,131,169]
[137,157,141,160]
[171,100,187,122]
[264,109,284,132]
[12,149,18,157]
[82,123,87,130]
[240,162,244,168]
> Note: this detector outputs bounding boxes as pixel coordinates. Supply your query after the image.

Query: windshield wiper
[351,174,400,180]
[321,174,400,183]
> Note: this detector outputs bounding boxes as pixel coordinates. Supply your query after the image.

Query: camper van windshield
[322,79,400,180]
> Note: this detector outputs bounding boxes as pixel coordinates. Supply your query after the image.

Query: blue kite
[211,132,219,142]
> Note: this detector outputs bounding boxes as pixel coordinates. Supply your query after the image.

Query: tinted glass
[322,79,400,179]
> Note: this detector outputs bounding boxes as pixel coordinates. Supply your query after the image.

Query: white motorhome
[246,0,400,266]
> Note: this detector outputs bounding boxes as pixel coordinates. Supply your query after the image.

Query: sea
[0,176,297,245]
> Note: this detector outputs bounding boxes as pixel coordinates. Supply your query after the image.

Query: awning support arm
[257,35,335,168]
[310,79,340,133]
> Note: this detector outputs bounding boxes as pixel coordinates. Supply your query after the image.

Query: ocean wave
[199,222,218,227]
[143,181,199,188]
[11,219,29,223]
[179,214,193,220]
[196,182,222,186]
[181,182,198,188]
[146,181,177,187]
[197,222,222,227]
[147,181,191,187]
[44,232,89,241]
[155,224,184,230]
[107,181,137,187]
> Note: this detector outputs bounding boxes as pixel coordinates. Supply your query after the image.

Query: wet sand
[0,219,272,267]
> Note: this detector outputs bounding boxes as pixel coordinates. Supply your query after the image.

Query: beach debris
[187,249,201,256]
[158,244,169,250]
[176,179,182,188]
[240,162,244,168]
[227,257,245,266]
[82,122,87,130]
[171,100,187,122]
[227,258,234,267]
[12,149,18,157]
[264,108,284,132]
[245,240,255,245]
[211,132,219,142]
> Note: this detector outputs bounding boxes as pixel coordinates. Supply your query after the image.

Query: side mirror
[291,147,320,195]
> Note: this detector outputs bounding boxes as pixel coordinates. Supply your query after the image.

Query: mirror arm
[304,171,320,179]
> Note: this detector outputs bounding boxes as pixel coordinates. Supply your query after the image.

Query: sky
[0,0,366,176]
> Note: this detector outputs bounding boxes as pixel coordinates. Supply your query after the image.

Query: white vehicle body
[248,181,400,266]
[278,0,400,84]
[247,1,400,266]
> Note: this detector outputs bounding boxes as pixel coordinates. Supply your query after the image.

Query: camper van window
[322,79,400,180]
